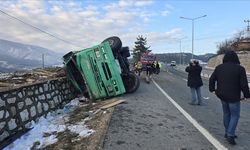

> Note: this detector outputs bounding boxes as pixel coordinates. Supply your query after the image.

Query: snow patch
[4,97,94,150]
[68,123,94,137]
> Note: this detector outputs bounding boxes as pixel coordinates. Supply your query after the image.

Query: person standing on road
[155,61,161,74]
[209,50,250,145]
[134,61,142,76]
[146,62,154,77]
[185,60,203,105]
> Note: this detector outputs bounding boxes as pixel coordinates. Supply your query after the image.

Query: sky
[0,0,249,55]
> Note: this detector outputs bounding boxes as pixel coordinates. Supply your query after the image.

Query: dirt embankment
[0,67,66,92]
[207,51,250,73]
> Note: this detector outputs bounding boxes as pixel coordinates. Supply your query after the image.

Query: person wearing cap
[209,50,250,145]
[185,60,203,105]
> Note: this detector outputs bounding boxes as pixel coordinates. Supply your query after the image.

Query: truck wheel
[102,36,122,53]
[120,47,130,57]
[122,72,140,93]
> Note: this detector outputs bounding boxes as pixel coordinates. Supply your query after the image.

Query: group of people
[134,61,161,77]
[185,51,250,145]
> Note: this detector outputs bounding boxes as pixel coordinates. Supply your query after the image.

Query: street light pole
[178,37,186,65]
[192,19,194,60]
[180,15,207,60]
[42,53,44,68]
[179,40,182,65]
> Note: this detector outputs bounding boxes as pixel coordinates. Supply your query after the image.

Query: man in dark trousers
[155,61,161,74]
[209,51,250,145]
[185,60,203,105]
[146,62,154,77]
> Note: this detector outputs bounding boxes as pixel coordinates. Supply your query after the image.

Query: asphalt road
[103,69,250,150]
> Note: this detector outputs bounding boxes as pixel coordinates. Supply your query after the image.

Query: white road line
[152,79,228,150]
[182,78,188,82]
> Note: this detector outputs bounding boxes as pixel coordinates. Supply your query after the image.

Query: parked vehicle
[170,61,176,66]
[63,36,140,100]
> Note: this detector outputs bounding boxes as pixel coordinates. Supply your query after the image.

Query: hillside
[207,51,250,73]
[155,53,215,64]
[0,39,63,72]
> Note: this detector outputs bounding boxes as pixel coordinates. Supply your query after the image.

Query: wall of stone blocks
[0,77,78,143]
[207,52,250,73]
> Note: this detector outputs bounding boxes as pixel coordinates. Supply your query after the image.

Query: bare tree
[217,30,250,54]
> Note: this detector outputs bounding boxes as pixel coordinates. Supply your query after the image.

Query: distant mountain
[0,39,63,72]
[155,53,216,64]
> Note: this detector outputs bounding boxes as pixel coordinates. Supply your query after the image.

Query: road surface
[103,68,250,150]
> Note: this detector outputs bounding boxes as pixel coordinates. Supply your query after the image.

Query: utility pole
[42,53,44,68]
[178,37,186,65]
[182,49,185,65]
[244,20,250,31]
[179,40,182,65]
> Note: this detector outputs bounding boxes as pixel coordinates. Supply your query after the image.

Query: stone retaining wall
[207,52,250,73]
[0,77,78,143]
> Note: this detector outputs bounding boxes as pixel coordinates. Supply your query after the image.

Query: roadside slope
[207,52,250,73]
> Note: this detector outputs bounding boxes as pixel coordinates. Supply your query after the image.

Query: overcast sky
[0,0,249,55]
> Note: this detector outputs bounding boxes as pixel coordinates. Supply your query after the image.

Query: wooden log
[100,99,125,109]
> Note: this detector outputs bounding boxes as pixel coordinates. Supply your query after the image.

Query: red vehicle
[139,52,155,71]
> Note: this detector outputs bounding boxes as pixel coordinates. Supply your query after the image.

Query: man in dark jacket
[146,62,154,76]
[209,50,250,145]
[185,60,203,105]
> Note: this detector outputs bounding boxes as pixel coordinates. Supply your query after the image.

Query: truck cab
[63,36,140,100]
[63,42,126,100]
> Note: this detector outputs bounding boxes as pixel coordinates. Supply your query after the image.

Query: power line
[0,9,83,48]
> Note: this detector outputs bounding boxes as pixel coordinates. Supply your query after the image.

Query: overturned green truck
[63,36,140,100]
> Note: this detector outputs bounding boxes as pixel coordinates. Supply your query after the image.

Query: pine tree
[132,35,150,62]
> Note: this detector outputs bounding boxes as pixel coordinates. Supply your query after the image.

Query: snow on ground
[4,98,94,150]
[68,123,94,137]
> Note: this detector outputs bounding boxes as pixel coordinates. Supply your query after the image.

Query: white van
[170,61,176,66]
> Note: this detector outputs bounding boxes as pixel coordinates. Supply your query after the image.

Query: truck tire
[120,46,130,57]
[102,36,122,53]
[122,72,140,93]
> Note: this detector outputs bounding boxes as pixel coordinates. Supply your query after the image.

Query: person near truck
[209,50,250,145]
[154,61,161,74]
[146,62,154,77]
[134,61,142,76]
[185,60,203,105]
[151,61,161,74]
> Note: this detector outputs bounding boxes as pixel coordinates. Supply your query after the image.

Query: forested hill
[155,53,215,64]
